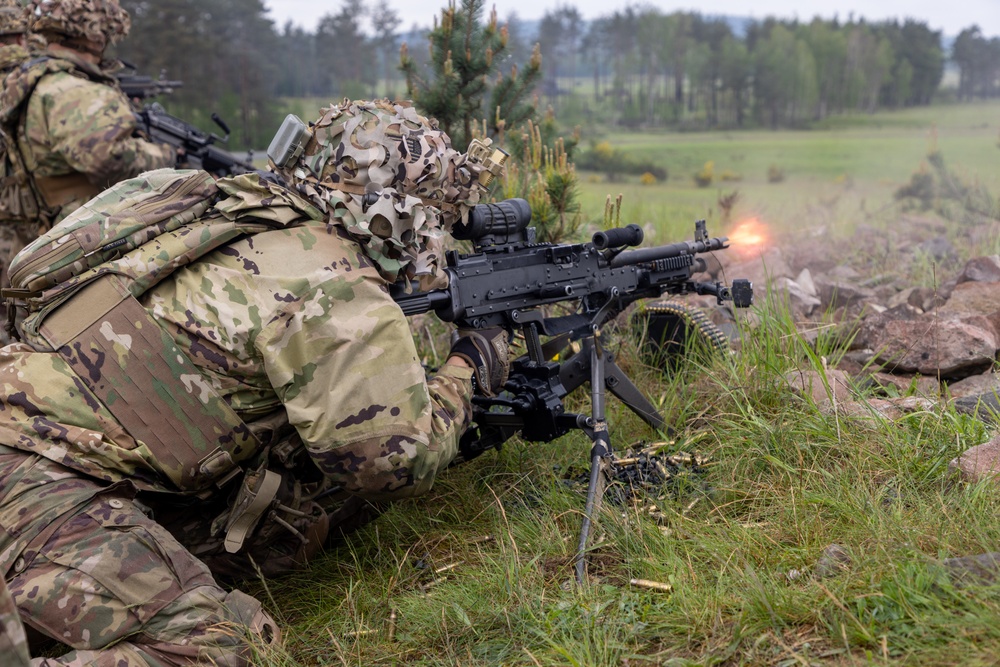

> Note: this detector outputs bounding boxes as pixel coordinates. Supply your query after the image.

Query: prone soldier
[0,99,509,666]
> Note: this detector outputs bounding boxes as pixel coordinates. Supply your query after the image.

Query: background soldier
[0,0,174,340]
[0,0,28,75]
[0,0,33,344]
[0,99,509,666]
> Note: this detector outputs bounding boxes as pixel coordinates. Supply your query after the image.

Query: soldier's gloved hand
[448,326,510,397]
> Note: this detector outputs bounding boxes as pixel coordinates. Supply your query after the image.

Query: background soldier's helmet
[275,99,496,287]
[28,0,130,46]
[0,0,28,37]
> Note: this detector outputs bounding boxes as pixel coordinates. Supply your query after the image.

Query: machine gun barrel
[392,196,753,584]
[609,236,728,268]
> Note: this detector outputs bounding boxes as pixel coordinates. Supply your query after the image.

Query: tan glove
[448,326,510,397]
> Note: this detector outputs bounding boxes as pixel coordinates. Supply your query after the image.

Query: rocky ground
[684,213,1000,487]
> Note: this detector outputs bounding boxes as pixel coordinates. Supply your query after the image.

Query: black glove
[449,326,510,397]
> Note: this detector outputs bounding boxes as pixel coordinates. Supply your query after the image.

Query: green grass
[574,100,1000,247]
[248,101,1000,666]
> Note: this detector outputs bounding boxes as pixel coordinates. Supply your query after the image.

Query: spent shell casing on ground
[630,578,673,592]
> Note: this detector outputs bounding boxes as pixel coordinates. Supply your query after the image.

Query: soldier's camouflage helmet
[276,99,495,288]
[0,0,28,36]
[28,0,130,46]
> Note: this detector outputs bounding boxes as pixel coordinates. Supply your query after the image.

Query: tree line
[114,0,996,149]
[540,7,957,128]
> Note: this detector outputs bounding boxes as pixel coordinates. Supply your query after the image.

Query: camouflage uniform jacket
[0,45,173,224]
[0,174,473,511]
[0,42,27,74]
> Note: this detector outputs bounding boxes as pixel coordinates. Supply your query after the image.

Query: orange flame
[728,217,770,254]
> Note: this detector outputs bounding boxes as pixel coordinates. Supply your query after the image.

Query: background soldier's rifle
[117,64,257,178]
[116,69,183,102]
[135,103,256,178]
[392,198,753,583]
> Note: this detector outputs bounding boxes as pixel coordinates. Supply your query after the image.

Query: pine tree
[399,0,540,149]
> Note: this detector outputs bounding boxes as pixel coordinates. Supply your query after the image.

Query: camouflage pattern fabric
[0,42,27,71]
[28,0,130,45]
[0,223,38,344]
[0,181,473,496]
[0,574,29,667]
[0,444,274,666]
[0,46,174,226]
[0,11,31,344]
[0,101,477,660]
[0,0,28,37]
[274,99,492,289]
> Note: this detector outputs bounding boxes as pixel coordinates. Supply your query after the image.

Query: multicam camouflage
[0,0,28,36]
[0,102,477,663]
[0,168,472,495]
[0,41,172,341]
[0,443,278,665]
[0,48,174,225]
[28,0,130,46]
[274,99,493,289]
[0,574,29,667]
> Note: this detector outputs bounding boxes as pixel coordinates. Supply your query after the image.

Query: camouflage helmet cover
[0,0,28,36]
[277,99,494,288]
[28,0,130,45]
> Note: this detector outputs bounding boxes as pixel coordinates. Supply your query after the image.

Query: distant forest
[116,0,1000,149]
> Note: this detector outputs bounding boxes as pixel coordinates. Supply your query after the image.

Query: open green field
[253,102,1000,666]
[575,101,1000,245]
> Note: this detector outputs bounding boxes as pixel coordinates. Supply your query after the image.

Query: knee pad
[223,589,281,647]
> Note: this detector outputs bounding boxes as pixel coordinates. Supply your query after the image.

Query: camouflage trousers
[0,576,30,667]
[0,445,279,666]
[0,221,46,345]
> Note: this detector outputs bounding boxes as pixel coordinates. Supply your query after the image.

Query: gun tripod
[462,318,669,585]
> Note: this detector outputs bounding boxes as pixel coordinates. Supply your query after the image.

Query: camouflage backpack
[3,168,309,491]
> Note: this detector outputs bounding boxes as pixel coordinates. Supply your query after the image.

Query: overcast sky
[262,0,1000,37]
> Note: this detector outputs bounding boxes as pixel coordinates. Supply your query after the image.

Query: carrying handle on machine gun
[209,113,231,145]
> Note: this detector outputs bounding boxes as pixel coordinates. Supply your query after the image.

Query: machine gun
[392,198,753,583]
[135,102,256,178]
[116,70,183,102]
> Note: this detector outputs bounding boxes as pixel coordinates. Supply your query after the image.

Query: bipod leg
[574,330,612,585]
[604,359,669,434]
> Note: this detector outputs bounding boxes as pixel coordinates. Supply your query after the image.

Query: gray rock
[956,256,1000,284]
[953,392,1000,423]
[815,279,874,311]
[941,552,1000,586]
[785,369,854,409]
[916,235,956,263]
[814,544,852,578]
[870,316,997,379]
[945,372,1000,399]
[796,268,817,298]
[948,434,1000,482]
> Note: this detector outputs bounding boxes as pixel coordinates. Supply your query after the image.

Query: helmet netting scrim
[275,99,494,288]
[0,0,28,36]
[28,0,130,46]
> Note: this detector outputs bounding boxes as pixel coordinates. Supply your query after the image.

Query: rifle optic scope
[453,198,532,241]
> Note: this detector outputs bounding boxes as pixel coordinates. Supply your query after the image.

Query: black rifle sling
[39,274,258,491]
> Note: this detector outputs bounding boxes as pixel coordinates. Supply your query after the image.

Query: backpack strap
[40,273,258,491]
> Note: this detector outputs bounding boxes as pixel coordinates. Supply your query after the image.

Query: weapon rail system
[393,198,752,582]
